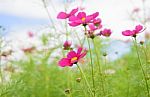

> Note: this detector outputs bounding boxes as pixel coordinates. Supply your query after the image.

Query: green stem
[76,64,94,97]
[133,37,150,97]
[83,26,95,97]
[126,68,130,97]
[92,39,105,96]
[141,45,148,73]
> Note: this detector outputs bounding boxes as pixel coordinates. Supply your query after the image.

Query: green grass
[0,39,150,97]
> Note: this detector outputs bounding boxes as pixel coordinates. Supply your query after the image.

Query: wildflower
[69,12,99,27]
[28,31,34,38]
[92,18,102,28]
[63,40,72,50]
[58,47,87,67]
[88,18,102,31]
[122,24,144,37]
[57,8,78,19]
[99,28,112,37]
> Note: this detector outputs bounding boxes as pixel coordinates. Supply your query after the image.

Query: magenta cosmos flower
[99,28,112,37]
[122,24,143,37]
[68,12,99,27]
[57,8,78,19]
[58,47,87,67]
[88,18,102,31]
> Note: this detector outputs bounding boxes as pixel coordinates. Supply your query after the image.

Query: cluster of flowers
[57,8,144,67]
[57,8,112,67]
[57,8,112,39]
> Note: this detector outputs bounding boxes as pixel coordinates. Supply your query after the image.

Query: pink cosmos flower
[58,47,87,67]
[88,18,102,31]
[68,12,99,27]
[122,25,143,37]
[99,28,112,37]
[57,8,78,19]
[63,40,72,50]
[28,31,34,38]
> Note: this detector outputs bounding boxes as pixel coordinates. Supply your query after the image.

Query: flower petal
[68,22,81,27]
[77,47,83,55]
[90,12,99,19]
[122,30,133,36]
[77,12,86,19]
[69,8,78,16]
[67,51,77,58]
[57,12,69,19]
[79,51,87,59]
[88,24,97,31]
[69,15,79,21]
[58,58,71,67]
[135,25,143,32]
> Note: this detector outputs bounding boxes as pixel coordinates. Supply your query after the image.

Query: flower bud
[63,40,72,50]
[65,89,71,94]
[140,41,144,45]
[76,78,81,83]
[103,52,107,56]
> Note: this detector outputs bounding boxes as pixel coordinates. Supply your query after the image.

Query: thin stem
[133,37,150,97]
[92,39,105,96]
[76,64,94,97]
[42,0,57,32]
[141,45,148,73]
[84,26,95,97]
[126,68,130,97]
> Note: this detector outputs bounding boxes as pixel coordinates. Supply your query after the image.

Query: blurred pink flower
[63,40,72,50]
[132,8,140,13]
[69,12,99,27]
[28,31,34,38]
[122,24,143,37]
[99,28,112,37]
[57,8,78,19]
[58,47,87,67]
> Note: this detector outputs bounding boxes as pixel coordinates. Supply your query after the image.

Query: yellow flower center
[71,57,78,62]
[81,17,86,21]
[105,33,110,37]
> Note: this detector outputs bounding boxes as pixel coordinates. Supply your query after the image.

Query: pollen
[81,17,86,21]
[71,57,78,62]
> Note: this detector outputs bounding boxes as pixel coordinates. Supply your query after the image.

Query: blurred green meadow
[0,35,150,97]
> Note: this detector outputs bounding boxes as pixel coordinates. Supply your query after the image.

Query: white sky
[0,0,150,40]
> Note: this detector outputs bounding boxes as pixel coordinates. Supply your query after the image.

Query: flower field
[0,0,150,97]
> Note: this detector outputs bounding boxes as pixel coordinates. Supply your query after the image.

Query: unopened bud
[76,78,81,83]
[140,41,144,45]
[65,89,71,94]
[103,52,107,56]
